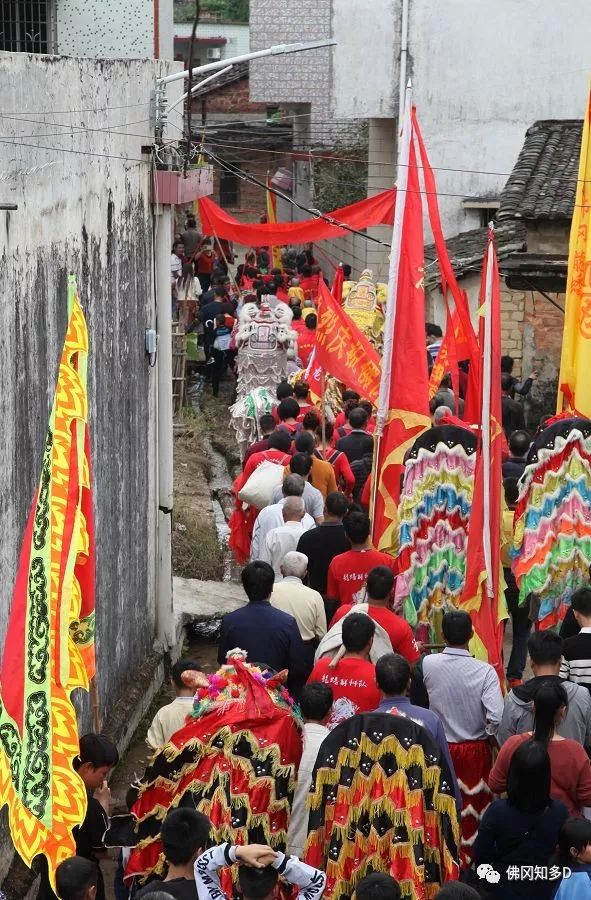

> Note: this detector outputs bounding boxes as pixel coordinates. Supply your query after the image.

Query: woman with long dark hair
[473,740,568,898]
[489,682,591,816]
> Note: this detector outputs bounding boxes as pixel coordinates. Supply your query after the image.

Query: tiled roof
[424,221,527,289]
[497,120,582,222]
[191,60,249,97]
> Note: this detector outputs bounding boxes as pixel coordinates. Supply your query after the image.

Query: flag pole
[482,224,495,596]
[370,80,413,537]
[321,370,327,446]
[91,677,101,732]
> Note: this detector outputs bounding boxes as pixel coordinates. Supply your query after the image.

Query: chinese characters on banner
[557,84,591,418]
[314,279,381,405]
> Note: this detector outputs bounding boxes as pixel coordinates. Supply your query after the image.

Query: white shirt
[171,252,183,277]
[422,647,504,742]
[287,723,330,857]
[260,521,309,578]
[146,695,194,749]
[271,481,325,520]
[251,500,314,560]
[271,577,327,641]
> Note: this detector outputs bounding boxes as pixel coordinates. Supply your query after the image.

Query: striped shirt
[560,627,591,695]
[422,647,504,743]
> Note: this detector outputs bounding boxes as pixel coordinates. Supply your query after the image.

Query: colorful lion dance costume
[230,302,297,458]
[395,424,477,643]
[126,653,303,887]
[304,712,460,900]
[513,415,591,628]
[341,269,387,351]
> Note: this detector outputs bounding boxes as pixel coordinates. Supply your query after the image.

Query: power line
[201,147,392,247]
[0,135,151,165]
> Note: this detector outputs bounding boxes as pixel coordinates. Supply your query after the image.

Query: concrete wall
[252,0,591,238]
[331,0,398,119]
[0,51,170,881]
[175,22,250,58]
[406,0,590,236]
[56,0,174,58]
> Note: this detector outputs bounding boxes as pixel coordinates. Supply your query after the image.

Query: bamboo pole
[91,678,100,732]
[320,370,327,447]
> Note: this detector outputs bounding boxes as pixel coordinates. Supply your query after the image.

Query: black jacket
[336,429,374,464]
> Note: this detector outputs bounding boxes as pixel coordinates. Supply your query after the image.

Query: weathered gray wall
[0,52,169,884]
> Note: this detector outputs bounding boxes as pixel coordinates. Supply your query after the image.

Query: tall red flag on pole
[371,86,431,555]
[331,262,344,303]
[460,228,506,681]
[266,176,283,270]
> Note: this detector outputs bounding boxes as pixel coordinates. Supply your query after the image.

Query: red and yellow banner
[461,232,506,681]
[372,118,431,555]
[315,279,381,404]
[0,275,95,889]
[557,84,591,418]
[265,177,283,270]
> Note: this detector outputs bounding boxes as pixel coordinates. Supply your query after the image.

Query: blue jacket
[218,601,306,691]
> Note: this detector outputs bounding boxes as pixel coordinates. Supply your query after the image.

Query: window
[462,198,500,229]
[0,0,54,53]
[219,171,239,208]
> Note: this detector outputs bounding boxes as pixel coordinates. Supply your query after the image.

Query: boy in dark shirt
[135,808,211,900]
[560,588,591,694]
[55,857,98,900]
[37,734,119,900]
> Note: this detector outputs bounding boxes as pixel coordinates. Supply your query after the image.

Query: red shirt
[327,548,397,605]
[298,330,317,368]
[239,449,291,488]
[242,437,270,466]
[196,251,215,274]
[307,657,381,729]
[321,448,355,495]
[296,402,320,424]
[291,319,308,337]
[332,605,419,664]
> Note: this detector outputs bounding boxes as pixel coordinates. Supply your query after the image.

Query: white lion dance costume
[230,302,297,458]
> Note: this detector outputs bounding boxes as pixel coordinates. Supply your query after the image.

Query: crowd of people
[170,218,327,396]
[50,241,591,900]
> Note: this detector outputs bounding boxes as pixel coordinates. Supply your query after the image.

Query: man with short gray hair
[260,498,307,578]
[271,551,327,679]
[250,474,315,560]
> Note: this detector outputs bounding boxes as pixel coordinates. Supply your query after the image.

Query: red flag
[428,303,460,402]
[460,230,505,681]
[331,263,344,303]
[413,114,478,369]
[303,348,324,401]
[266,177,282,270]
[315,279,381,404]
[371,102,431,554]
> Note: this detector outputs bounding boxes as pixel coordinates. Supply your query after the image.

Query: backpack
[314,604,393,664]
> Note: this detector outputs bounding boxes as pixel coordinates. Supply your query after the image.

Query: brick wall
[195,77,267,115]
[500,289,525,374]
[207,149,291,224]
[521,290,565,425]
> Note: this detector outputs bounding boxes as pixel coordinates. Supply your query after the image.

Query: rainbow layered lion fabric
[126,652,303,885]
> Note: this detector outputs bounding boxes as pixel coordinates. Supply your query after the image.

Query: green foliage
[313,125,369,214]
[174,0,248,22]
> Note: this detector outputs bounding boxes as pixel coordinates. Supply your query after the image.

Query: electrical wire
[200,147,392,247]
[0,135,151,165]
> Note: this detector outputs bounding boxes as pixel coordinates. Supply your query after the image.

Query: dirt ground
[172,377,239,581]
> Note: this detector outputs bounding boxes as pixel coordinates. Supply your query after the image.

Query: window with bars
[0,0,55,53]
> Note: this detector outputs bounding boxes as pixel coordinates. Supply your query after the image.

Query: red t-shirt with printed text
[307,656,380,729]
[326,548,397,605]
[331,604,420,664]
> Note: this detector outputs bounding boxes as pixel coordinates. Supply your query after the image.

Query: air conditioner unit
[207,47,222,60]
